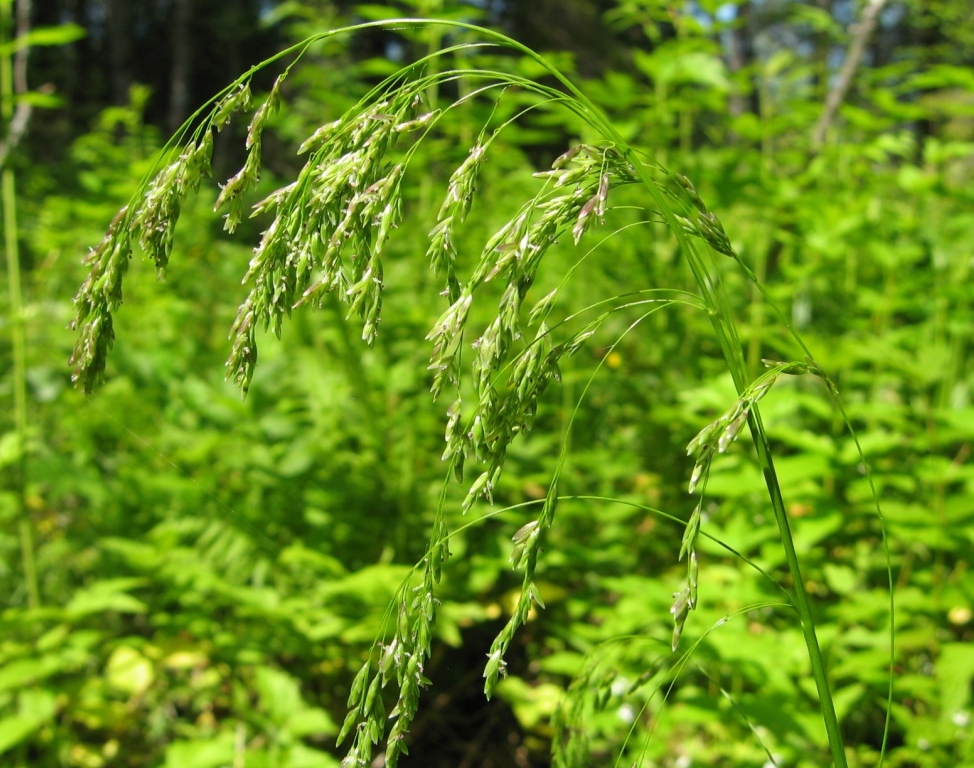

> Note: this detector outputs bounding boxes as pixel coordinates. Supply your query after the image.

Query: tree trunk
[727,1,757,127]
[105,0,132,105]
[167,0,192,133]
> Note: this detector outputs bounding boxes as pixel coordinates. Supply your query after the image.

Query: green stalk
[650,210,846,768]
[747,241,769,374]
[666,237,846,767]
[759,71,773,178]
[1,0,39,608]
[3,168,38,609]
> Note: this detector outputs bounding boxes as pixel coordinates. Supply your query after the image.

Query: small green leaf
[65,579,148,618]
[4,23,86,53]
[0,690,57,756]
[17,90,65,109]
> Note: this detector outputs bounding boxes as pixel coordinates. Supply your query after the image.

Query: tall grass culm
[69,20,892,768]
[2,0,41,611]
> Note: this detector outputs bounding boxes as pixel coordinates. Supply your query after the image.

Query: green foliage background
[2,2,973,767]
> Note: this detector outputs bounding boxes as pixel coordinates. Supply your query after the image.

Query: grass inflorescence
[70,19,890,768]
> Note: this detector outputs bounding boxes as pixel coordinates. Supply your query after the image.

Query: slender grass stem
[3,165,39,609]
[1,0,39,608]
[747,241,768,373]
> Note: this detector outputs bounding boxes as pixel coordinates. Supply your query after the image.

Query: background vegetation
[2,1,973,766]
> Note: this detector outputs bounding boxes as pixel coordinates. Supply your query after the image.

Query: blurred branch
[0,0,31,168]
[812,0,889,150]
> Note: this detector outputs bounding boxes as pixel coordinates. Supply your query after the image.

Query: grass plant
[69,20,891,767]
